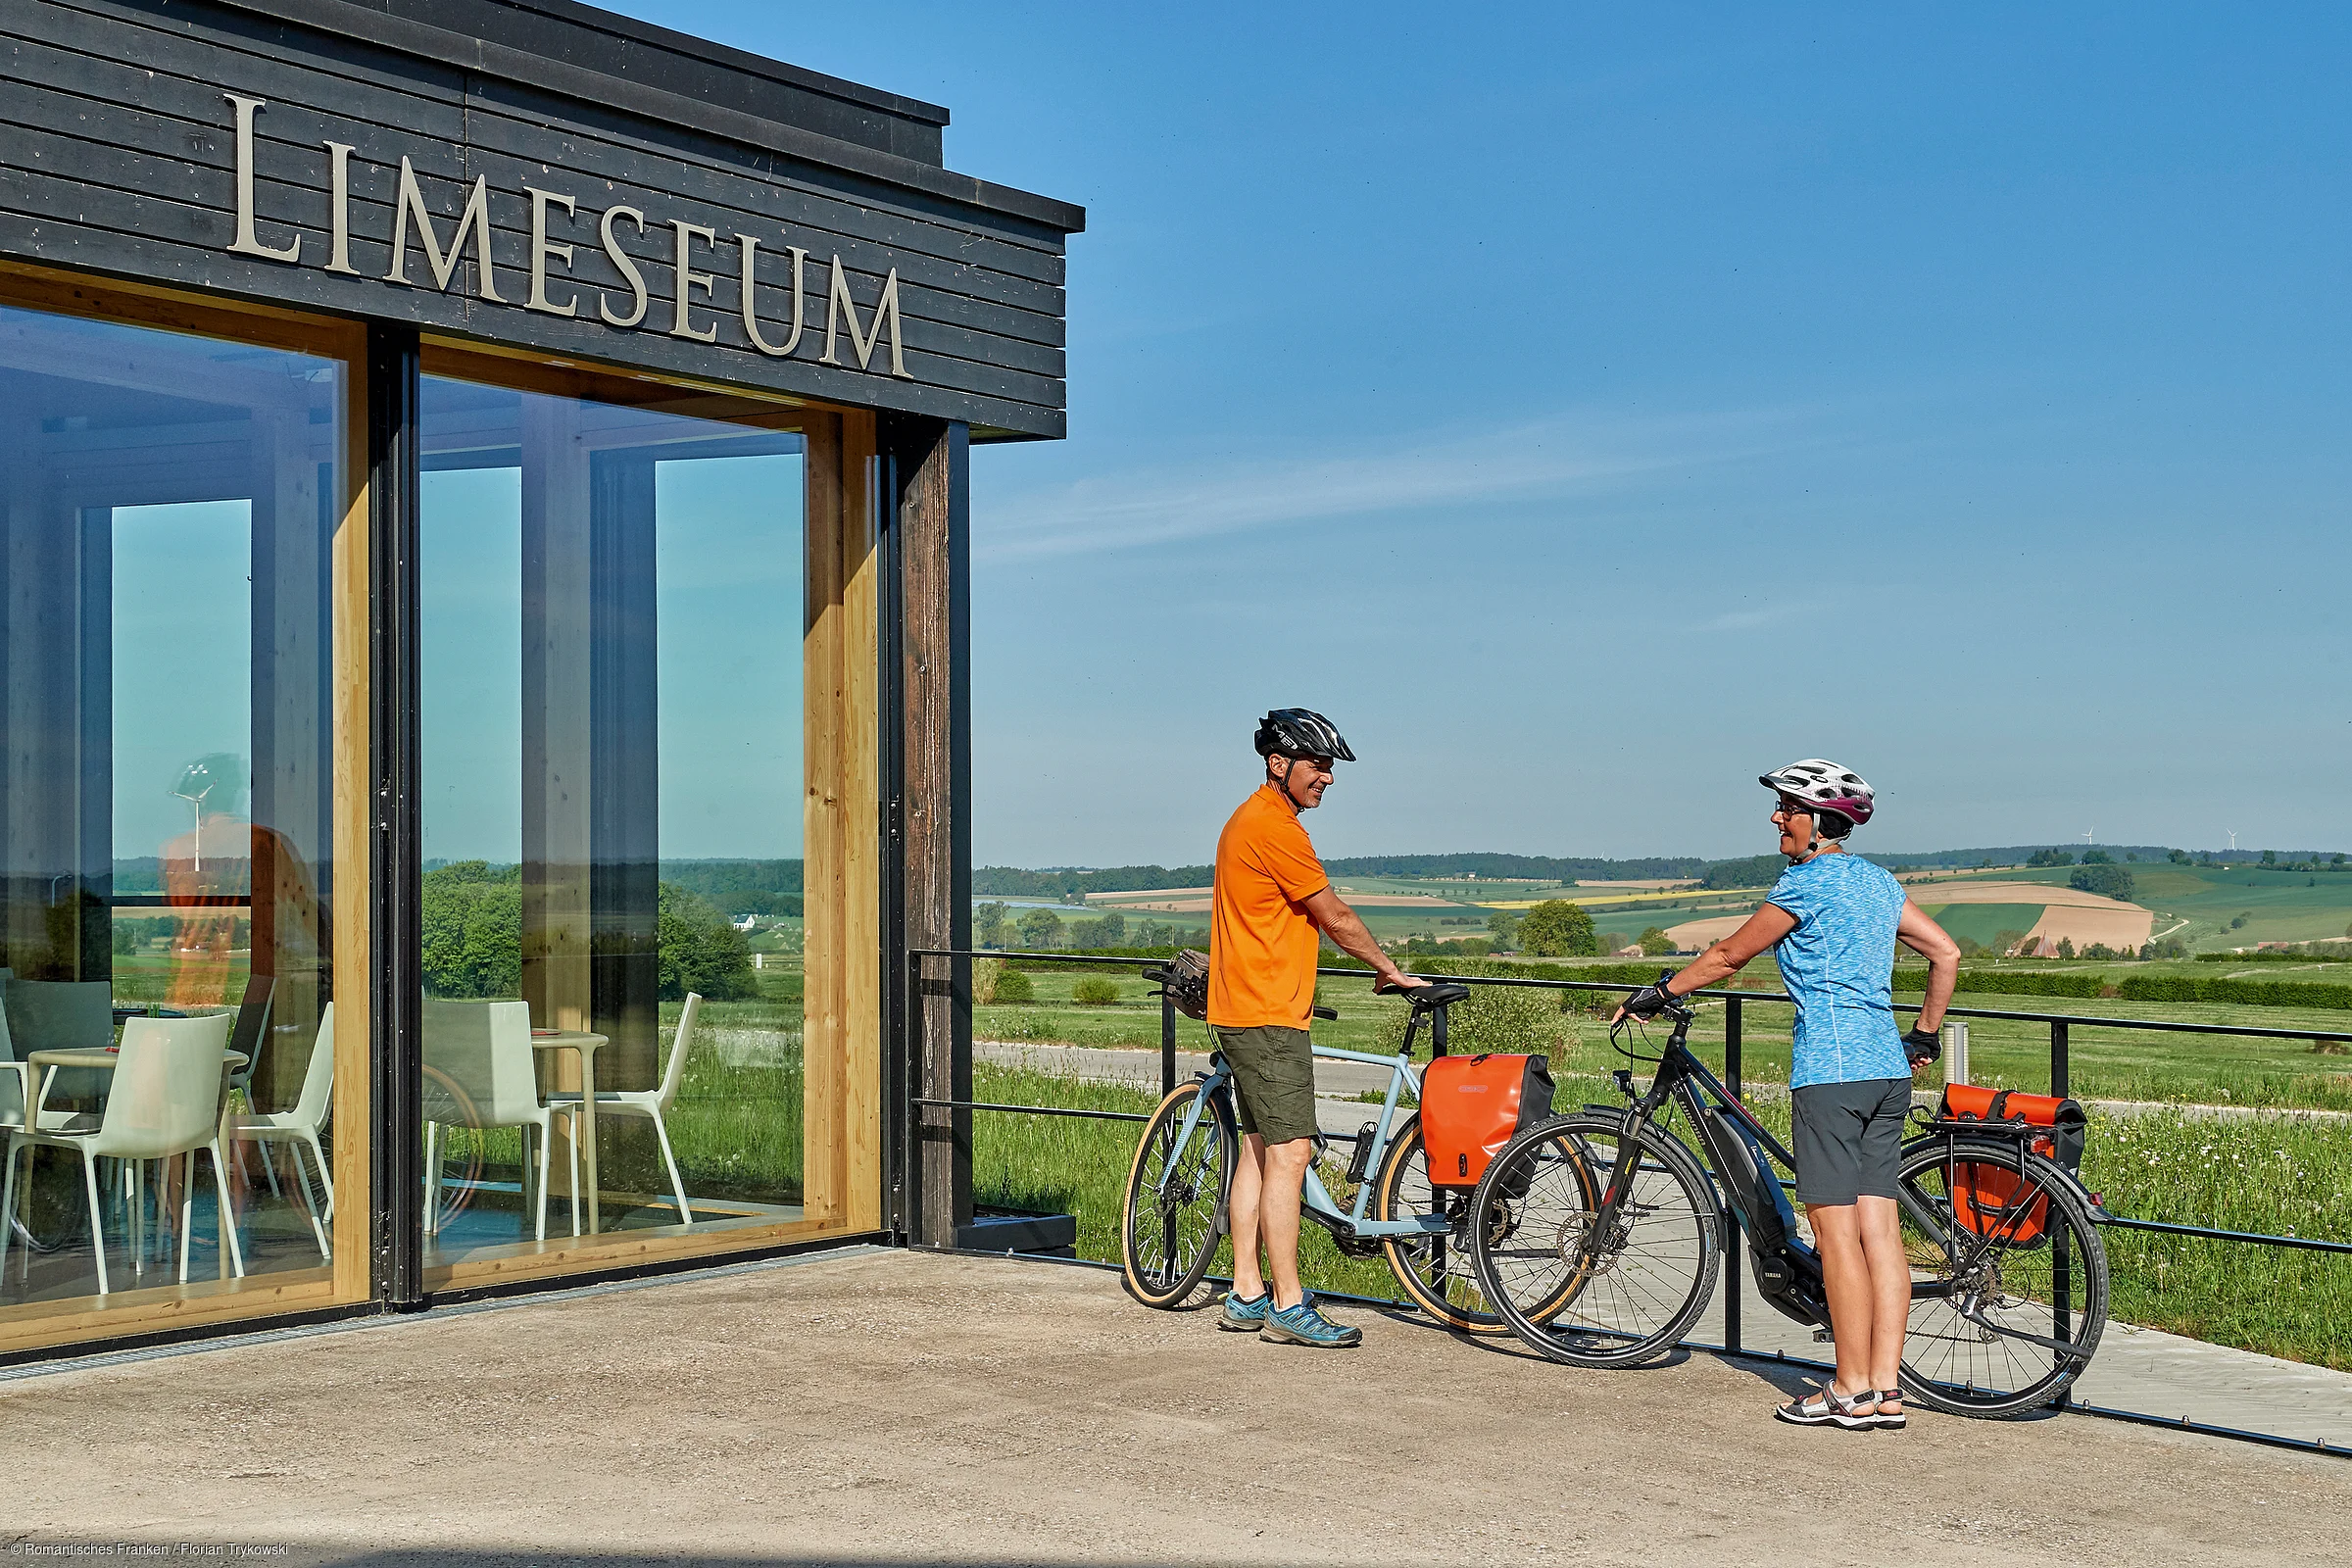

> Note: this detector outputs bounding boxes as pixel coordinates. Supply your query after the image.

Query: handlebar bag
[1153,950,1210,1021]
[1420,1053,1555,1191]
[1936,1083,2087,1245]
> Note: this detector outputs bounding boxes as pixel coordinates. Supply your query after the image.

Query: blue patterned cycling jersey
[1766,852,1910,1089]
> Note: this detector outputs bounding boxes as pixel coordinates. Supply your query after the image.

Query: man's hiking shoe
[1772,1383,1878,1429]
[1218,1291,1270,1331]
[1259,1297,1362,1348]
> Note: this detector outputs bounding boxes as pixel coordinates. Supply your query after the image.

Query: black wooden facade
[0,0,1080,437]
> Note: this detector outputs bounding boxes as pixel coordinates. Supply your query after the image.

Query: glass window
[417,365,815,1278]
[0,295,350,1331]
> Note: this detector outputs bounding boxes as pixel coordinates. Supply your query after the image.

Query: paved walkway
[979,1039,2352,1446]
[3,1248,2345,1566]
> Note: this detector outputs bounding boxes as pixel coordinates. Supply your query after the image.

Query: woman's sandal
[1869,1392,1907,1431]
[1772,1382,1879,1429]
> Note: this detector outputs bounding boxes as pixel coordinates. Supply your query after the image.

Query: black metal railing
[906,946,2352,1454]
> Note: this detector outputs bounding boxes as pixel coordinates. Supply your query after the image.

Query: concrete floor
[3,1247,2347,1566]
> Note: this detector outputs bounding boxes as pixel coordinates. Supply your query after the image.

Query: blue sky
[607,2,2352,865]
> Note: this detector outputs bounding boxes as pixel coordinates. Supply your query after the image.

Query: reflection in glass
[418,371,806,1270]
[0,301,342,1312]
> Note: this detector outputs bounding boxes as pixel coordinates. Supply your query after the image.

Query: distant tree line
[658,858,804,917]
[972,902,1203,953]
[420,861,757,1002]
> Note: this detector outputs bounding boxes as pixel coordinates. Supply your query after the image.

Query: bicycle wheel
[1470,1112,1722,1368]
[1372,1117,1594,1335]
[1120,1079,1237,1308]
[1895,1136,2109,1418]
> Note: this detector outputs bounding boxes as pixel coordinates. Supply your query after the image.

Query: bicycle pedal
[1811,1328,1833,1343]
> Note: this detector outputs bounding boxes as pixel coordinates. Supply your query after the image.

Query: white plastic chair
[0,983,69,1133]
[551,993,701,1226]
[0,1012,243,1294]
[225,1002,334,1260]
[3,979,115,1108]
[421,1000,576,1243]
[219,976,276,1185]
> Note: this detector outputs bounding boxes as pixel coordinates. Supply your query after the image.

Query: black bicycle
[1466,979,2109,1419]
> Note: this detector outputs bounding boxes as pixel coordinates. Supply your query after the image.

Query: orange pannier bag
[1420,1054,1555,1191]
[1936,1083,2087,1245]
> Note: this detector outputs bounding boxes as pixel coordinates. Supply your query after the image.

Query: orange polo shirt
[1208,784,1330,1029]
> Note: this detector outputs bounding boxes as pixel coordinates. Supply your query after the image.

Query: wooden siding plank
[0,30,1067,297]
[0,91,1067,345]
[14,4,1072,260]
[0,174,1068,420]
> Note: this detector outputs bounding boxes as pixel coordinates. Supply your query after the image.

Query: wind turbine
[2227,827,2238,852]
[2082,826,2095,848]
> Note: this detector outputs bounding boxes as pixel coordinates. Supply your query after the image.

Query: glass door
[416,350,877,1286]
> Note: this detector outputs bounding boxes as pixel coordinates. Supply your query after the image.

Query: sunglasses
[1774,798,1816,818]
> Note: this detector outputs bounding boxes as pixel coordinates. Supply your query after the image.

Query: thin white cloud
[1695,602,1820,633]
[973,407,1822,563]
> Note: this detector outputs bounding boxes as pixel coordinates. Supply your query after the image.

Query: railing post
[1160,984,1177,1097]
[1722,995,1742,1356]
[2047,1016,2072,1402]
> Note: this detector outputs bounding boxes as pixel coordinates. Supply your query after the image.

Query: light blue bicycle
[1119,978,1582,1333]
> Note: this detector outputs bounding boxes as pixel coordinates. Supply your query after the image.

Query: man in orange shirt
[1211,709,1424,1348]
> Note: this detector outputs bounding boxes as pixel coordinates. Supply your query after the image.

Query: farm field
[1901,861,2352,952]
[988,858,2352,959]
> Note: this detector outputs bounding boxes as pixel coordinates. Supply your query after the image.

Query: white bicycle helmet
[1759,759,1875,837]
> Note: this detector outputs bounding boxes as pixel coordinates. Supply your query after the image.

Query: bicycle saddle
[1381,980,1469,1009]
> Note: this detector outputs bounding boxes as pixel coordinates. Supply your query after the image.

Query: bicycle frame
[1594,1006,2088,1354]
[1152,1045,1449,1243]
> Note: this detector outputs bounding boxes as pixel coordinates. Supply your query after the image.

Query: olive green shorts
[1214,1024,1318,1146]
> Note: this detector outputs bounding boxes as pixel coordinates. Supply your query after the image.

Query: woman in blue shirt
[1616,760,1961,1431]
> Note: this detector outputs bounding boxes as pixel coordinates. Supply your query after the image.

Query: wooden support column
[803,409,881,1232]
[0,440,110,982]
[249,404,332,1108]
[885,415,970,1250]
[520,394,595,1047]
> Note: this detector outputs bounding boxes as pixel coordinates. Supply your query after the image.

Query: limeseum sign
[0,0,1074,436]
[225,95,907,376]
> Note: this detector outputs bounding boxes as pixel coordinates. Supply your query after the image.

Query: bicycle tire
[1470,1111,1722,1368]
[1371,1117,1592,1335]
[1120,1079,1237,1309]
[1895,1135,2109,1419]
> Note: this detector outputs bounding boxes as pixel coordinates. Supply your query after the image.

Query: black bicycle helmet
[1253,708,1355,762]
